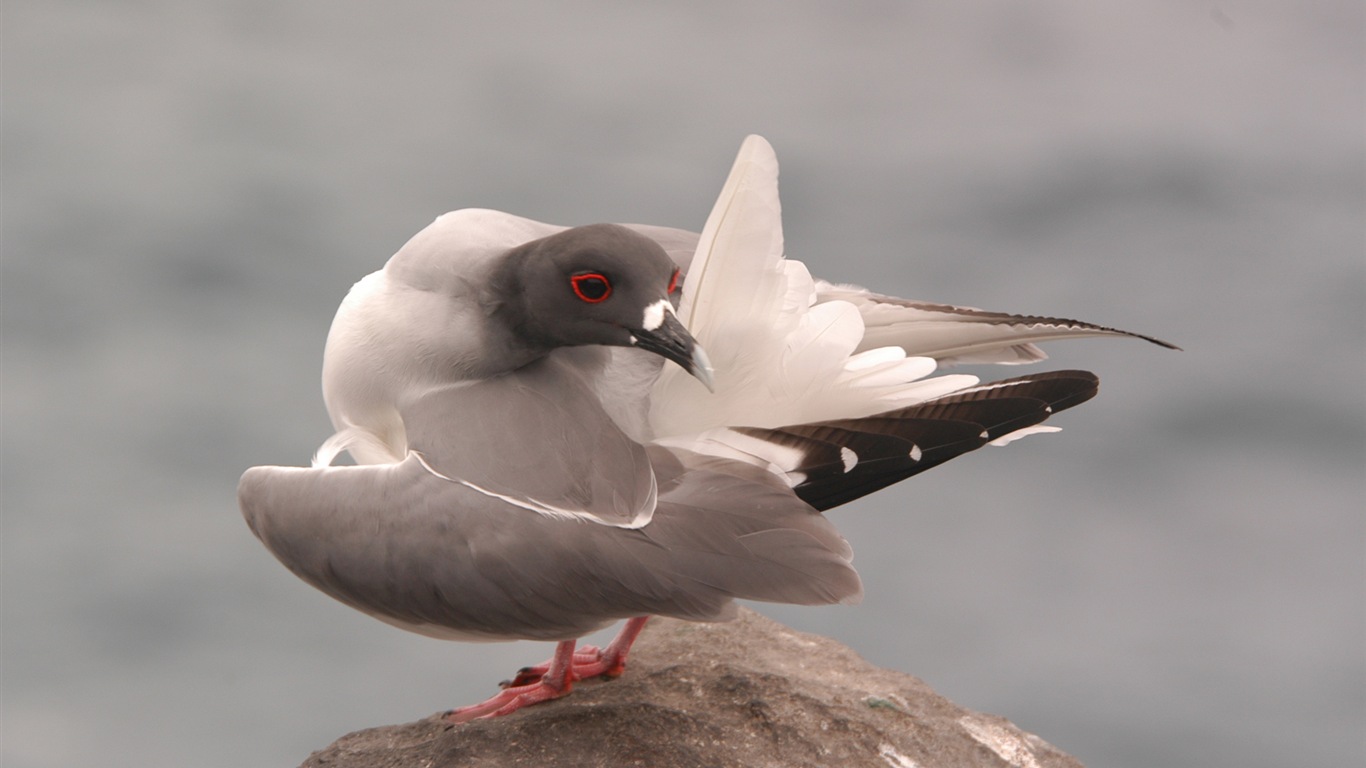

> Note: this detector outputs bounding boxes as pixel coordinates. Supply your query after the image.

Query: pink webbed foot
[445,639,579,723]
[444,617,651,723]
[500,617,649,689]
[502,645,606,689]
[444,677,574,722]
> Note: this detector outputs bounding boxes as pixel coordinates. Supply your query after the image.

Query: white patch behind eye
[641,298,673,331]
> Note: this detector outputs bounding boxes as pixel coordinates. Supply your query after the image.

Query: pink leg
[444,639,579,723]
[502,616,651,689]
[576,615,649,678]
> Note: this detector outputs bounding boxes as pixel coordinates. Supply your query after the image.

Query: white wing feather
[649,136,977,439]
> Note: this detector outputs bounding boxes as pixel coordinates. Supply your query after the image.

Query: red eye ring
[667,268,681,294]
[570,272,612,303]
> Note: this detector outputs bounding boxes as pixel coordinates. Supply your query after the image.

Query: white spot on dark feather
[840,447,857,473]
[908,444,922,462]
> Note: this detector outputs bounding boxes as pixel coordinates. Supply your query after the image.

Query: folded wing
[396,355,658,529]
[239,448,860,643]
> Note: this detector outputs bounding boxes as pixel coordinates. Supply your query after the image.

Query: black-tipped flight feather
[730,371,1100,511]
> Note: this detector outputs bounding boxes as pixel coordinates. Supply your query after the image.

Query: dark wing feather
[730,370,1100,511]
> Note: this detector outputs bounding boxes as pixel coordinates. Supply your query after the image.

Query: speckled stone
[300,608,1084,768]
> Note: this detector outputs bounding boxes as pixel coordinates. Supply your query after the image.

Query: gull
[239,135,1175,721]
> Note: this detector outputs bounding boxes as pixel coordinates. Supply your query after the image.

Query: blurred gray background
[3,2,1362,766]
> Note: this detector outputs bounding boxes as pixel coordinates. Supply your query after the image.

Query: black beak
[632,311,715,392]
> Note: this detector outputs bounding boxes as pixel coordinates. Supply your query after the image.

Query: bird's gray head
[493,223,714,390]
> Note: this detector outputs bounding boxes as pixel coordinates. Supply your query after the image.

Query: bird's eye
[570,272,612,303]
[667,268,681,295]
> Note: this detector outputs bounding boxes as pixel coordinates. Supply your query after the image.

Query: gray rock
[301,608,1083,768]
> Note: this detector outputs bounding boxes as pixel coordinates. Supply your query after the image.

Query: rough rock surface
[301,608,1083,768]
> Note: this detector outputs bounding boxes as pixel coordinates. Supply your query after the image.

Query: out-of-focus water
[3,3,1362,767]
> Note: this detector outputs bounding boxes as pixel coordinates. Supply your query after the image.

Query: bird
[239,135,1176,722]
